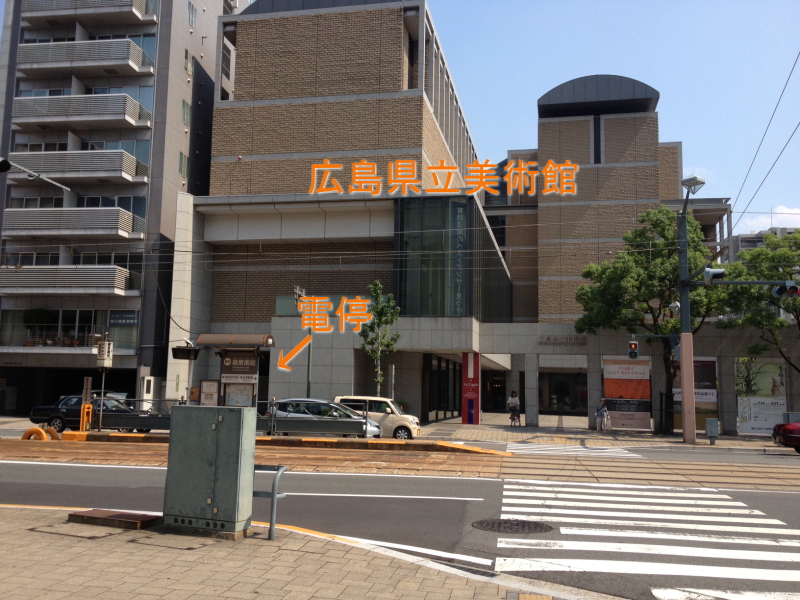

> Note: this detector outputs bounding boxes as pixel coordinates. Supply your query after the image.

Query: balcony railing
[17,40,155,76]
[0,265,142,296]
[12,94,152,130]
[0,324,137,349]
[22,0,151,13]
[8,150,148,184]
[2,207,145,239]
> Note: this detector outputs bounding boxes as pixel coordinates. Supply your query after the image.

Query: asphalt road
[1,457,799,600]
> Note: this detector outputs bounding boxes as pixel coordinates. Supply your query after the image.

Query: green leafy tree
[574,205,736,431]
[718,232,800,375]
[360,280,401,396]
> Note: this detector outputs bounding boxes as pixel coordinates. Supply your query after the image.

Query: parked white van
[333,396,421,439]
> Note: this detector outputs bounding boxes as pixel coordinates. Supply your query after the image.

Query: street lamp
[676,174,705,445]
[0,156,71,192]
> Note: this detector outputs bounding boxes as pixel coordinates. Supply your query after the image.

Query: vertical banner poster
[673,359,718,430]
[736,358,787,434]
[601,358,651,429]
[461,352,481,425]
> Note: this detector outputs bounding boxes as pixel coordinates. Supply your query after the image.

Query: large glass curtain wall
[396,196,511,322]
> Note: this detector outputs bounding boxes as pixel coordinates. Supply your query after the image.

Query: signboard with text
[461,352,481,425]
[736,358,787,434]
[221,351,258,384]
[602,357,651,430]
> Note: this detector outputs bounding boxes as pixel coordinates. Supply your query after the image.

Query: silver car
[271,398,382,438]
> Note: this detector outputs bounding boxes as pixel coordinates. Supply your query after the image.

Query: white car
[333,396,420,439]
[271,398,382,438]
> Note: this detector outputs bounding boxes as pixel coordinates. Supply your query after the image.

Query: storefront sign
[109,310,138,327]
[539,335,587,346]
[736,358,787,434]
[462,352,481,425]
[221,351,258,384]
[309,158,579,197]
[602,357,651,430]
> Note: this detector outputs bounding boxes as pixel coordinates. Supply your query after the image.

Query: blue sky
[3,0,797,233]
[428,0,800,233]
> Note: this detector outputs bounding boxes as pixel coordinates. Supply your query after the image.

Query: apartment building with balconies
[0,0,224,413]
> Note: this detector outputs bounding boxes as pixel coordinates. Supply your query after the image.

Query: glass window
[487,215,506,247]
[28,143,42,152]
[184,49,193,75]
[369,401,390,413]
[181,100,191,126]
[178,151,187,177]
[120,140,134,155]
[109,87,123,95]
[187,0,197,27]
[19,253,34,265]
[134,140,150,165]
[221,44,231,80]
[132,196,146,219]
[101,196,115,207]
[43,143,58,152]
[138,86,154,112]
[128,253,143,273]
[97,253,113,265]
[18,90,33,97]
[81,253,97,265]
[141,34,156,61]
[23,198,37,208]
[8,198,23,209]
[117,196,132,213]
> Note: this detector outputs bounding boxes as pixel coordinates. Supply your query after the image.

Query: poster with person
[736,358,787,434]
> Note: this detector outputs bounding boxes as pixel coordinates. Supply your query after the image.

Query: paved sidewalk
[0,507,616,600]
[420,414,787,451]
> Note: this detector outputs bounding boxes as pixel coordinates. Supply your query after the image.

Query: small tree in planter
[360,280,401,397]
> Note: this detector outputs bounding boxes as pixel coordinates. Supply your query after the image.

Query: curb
[58,431,511,455]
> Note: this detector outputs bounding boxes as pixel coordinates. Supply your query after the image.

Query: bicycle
[509,409,520,427]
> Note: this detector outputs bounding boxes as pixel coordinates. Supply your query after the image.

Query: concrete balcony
[2,207,145,240]
[21,0,157,27]
[0,265,142,296]
[16,39,155,77]
[7,150,148,185]
[12,94,152,131]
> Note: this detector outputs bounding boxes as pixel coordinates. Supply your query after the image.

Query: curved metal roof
[538,75,659,118]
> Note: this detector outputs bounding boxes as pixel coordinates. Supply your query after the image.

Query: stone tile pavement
[0,507,614,600]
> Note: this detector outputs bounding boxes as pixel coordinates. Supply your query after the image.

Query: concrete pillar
[718,356,738,435]
[524,353,539,427]
[588,353,602,430]
[58,245,72,265]
[62,189,77,208]
[75,23,88,41]
[67,131,81,151]
[70,76,86,96]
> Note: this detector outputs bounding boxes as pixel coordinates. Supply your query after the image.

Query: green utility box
[163,406,256,537]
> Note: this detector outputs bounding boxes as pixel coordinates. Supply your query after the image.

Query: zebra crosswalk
[505,442,643,458]
[494,478,800,584]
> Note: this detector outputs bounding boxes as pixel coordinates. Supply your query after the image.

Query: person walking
[595,399,609,433]
[507,391,521,426]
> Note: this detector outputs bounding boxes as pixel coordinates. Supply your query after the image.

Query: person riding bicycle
[507,391,520,426]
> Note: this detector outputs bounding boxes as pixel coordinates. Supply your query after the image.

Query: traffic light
[628,340,639,359]
[772,283,799,298]
[704,267,725,285]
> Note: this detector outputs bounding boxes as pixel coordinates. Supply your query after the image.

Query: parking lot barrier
[79,403,92,432]
[253,464,287,541]
[44,427,60,440]
[21,427,48,440]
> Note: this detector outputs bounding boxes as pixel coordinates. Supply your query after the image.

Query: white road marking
[496,538,800,562]
[284,493,483,501]
[501,507,783,524]
[504,484,730,499]
[0,460,167,470]
[340,536,493,566]
[560,528,800,547]
[506,443,643,458]
[504,490,740,505]
[651,589,800,600]
[502,498,760,514]
[501,514,800,536]
[505,478,717,492]
[494,558,800,581]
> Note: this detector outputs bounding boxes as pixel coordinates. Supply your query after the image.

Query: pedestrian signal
[628,340,639,359]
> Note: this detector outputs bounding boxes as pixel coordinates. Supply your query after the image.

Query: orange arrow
[277,334,312,371]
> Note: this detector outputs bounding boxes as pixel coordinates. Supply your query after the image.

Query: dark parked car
[772,422,800,453]
[29,396,150,433]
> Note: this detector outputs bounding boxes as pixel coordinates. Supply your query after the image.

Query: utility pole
[677,175,705,445]
[294,285,311,398]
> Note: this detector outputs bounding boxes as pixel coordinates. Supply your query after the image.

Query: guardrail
[253,465,287,540]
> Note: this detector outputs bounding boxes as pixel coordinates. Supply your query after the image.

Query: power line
[730,48,800,214]
[732,120,800,232]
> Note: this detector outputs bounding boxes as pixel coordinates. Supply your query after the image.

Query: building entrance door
[538,372,588,416]
[481,370,506,412]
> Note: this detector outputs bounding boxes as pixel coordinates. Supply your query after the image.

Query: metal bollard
[253,465,287,541]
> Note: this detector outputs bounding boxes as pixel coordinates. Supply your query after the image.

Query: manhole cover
[471,519,552,534]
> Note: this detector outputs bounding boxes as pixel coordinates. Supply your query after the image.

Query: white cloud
[736,204,800,234]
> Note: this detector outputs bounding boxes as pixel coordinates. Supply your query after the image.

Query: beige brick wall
[604,115,658,163]
[211,242,394,322]
[421,107,465,190]
[538,118,592,166]
[233,9,404,101]
[506,212,537,249]
[210,152,423,196]
[212,97,424,157]
[659,144,681,200]
[512,282,537,322]
[508,150,538,206]
[538,279,584,317]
